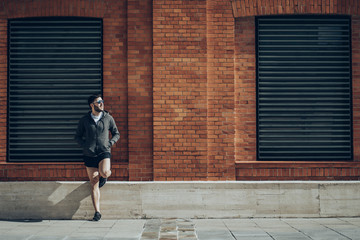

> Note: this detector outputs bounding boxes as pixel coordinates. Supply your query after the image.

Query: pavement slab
[1,218,360,240]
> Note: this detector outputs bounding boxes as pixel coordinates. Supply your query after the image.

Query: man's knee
[102,169,111,178]
[99,158,111,178]
[89,176,100,187]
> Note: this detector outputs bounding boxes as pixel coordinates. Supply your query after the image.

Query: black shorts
[83,152,111,168]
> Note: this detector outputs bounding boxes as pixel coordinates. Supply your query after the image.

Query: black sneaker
[93,211,101,221]
[99,177,107,188]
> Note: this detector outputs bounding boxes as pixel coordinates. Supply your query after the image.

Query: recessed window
[256,15,352,160]
[8,17,102,162]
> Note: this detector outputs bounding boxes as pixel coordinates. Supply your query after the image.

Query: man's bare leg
[99,158,111,178]
[86,167,100,213]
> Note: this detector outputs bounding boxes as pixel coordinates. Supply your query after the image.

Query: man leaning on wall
[75,94,120,221]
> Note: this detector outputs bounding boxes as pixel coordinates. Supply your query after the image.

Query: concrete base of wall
[1,181,360,220]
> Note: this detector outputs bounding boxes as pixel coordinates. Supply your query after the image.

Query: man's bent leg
[86,167,101,213]
[99,158,111,178]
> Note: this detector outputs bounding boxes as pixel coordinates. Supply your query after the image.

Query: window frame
[255,15,353,161]
[7,16,103,162]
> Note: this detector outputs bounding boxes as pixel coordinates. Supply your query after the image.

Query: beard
[93,105,103,113]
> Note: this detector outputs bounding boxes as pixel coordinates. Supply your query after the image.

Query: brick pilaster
[127,0,154,181]
[153,0,208,180]
[206,0,236,180]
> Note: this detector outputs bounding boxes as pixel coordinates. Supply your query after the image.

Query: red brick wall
[206,0,236,180]
[234,0,360,180]
[1,0,360,181]
[0,163,128,181]
[235,16,256,162]
[127,0,154,181]
[233,0,359,16]
[236,162,360,180]
[0,18,6,164]
[153,0,209,180]
[152,0,236,180]
[102,0,129,164]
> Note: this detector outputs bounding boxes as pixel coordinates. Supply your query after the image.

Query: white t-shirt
[91,112,103,125]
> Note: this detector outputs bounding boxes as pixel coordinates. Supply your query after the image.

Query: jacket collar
[87,110,108,119]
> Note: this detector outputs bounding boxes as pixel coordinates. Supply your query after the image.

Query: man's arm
[109,116,120,146]
[74,118,85,148]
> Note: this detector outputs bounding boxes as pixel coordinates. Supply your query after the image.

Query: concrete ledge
[1,181,360,220]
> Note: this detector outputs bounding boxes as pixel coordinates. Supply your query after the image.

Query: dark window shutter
[256,15,352,161]
[8,17,102,162]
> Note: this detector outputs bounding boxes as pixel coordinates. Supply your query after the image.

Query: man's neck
[91,110,102,117]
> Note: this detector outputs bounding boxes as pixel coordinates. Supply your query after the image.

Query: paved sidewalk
[1,218,360,240]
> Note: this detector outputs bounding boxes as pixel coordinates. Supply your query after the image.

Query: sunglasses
[94,100,104,104]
